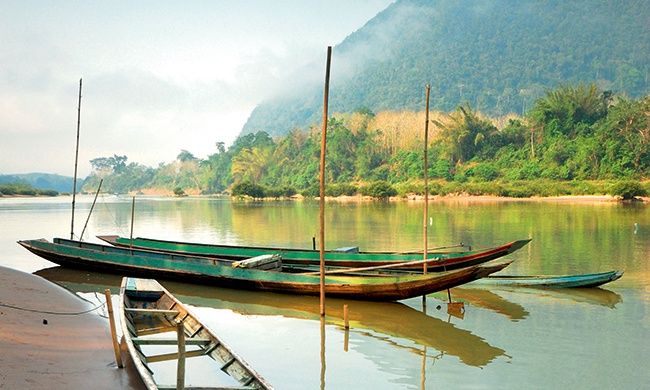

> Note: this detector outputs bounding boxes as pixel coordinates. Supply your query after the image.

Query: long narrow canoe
[469,270,623,288]
[98,235,531,272]
[19,238,512,301]
[120,277,273,389]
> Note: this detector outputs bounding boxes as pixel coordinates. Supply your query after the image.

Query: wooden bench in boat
[231,254,281,270]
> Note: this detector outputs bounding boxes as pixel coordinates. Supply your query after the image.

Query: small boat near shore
[19,238,512,301]
[469,270,623,288]
[98,235,531,272]
[120,277,273,389]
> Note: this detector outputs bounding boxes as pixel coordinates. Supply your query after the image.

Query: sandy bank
[0,266,144,389]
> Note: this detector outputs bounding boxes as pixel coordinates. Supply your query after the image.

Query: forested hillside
[82,85,650,199]
[242,0,650,137]
[0,173,77,193]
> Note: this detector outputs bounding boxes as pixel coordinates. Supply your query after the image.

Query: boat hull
[469,270,624,288]
[98,235,531,272]
[19,238,512,301]
[119,277,273,389]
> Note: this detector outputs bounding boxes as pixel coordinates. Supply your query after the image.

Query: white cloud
[0,1,393,176]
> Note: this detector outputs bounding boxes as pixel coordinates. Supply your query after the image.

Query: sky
[0,0,393,177]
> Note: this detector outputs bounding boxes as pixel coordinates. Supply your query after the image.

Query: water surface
[1,195,648,389]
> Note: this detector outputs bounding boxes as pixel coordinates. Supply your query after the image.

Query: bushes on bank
[326,183,358,197]
[232,182,297,199]
[360,181,397,199]
[228,179,648,201]
[232,181,266,199]
[266,186,297,198]
[608,180,648,200]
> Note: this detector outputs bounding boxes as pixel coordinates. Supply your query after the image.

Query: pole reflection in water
[420,346,426,390]
[320,316,326,390]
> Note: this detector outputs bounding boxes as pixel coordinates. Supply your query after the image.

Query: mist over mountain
[241,0,649,137]
[0,173,77,193]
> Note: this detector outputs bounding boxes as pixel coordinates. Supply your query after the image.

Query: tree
[436,105,497,165]
[231,147,272,183]
[90,154,128,173]
[177,150,197,162]
[529,84,609,138]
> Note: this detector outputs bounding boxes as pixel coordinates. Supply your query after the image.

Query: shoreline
[2,192,648,204]
[0,266,144,389]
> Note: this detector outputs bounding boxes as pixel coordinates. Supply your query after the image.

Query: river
[1,195,648,389]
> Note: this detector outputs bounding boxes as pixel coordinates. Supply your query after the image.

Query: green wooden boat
[18,238,512,301]
[469,270,623,288]
[98,235,531,272]
[121,277,273,389]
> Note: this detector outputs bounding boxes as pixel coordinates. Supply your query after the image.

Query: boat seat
[131,337,211,346]
[125,308,180,316]
[334,246,359,253]
[231,254,282,270]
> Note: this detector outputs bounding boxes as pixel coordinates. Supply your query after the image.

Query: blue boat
[469,270,623,288]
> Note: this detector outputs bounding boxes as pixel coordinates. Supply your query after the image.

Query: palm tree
[231,147,272,183]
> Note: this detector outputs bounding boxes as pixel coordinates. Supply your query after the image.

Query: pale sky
[0,0,392,177]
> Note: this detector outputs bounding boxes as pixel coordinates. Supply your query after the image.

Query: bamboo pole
[70,78,82,240]
[423,84,431,307]
[80,179,103,241]
[130,196,135,251]
[343,304,349,329]
[103,289,123,368]
[177,321,186,390]
[423,84,431,274]
[319,316,326,390]
[319,46,332,317]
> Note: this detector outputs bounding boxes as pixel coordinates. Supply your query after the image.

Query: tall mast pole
[423,84,430,274]
[319,46,332,317]
[71,78,82,240]
[422,84,430,307]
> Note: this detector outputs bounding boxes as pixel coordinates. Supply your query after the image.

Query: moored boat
[18,238,512,301]
[120,277,272,389]
[468,270,623,288]
[98,235,531,272]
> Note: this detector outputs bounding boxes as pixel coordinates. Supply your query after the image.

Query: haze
[0,0,392,177]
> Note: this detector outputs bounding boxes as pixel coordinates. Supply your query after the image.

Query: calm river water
[1,195,648,389]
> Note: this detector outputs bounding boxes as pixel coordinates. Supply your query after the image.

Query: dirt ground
[0,266,145,389]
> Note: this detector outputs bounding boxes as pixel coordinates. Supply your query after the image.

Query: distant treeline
[82,84,650,199]
[0,183,58,196]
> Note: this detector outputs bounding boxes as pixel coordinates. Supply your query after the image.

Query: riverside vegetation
[81,84,650,200]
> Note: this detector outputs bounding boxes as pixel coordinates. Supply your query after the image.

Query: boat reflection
[430,287,530,321]
[466,285,623,309]
[35,266,506,368]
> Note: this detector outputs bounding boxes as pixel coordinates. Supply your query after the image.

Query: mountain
[242,0,650,137]
[0,173,78,193]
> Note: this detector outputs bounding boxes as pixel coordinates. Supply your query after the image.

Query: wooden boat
[98,235,531,272]
[469,270,623,288]
[37,266,507,368]
[120,277,273,389]
[18,238,512,301]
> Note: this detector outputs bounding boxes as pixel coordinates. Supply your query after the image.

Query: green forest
[82,84,650,199]
[242,0,649,136]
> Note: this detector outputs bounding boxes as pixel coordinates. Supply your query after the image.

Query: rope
[99,193,129,236]
[0,300,106,316]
